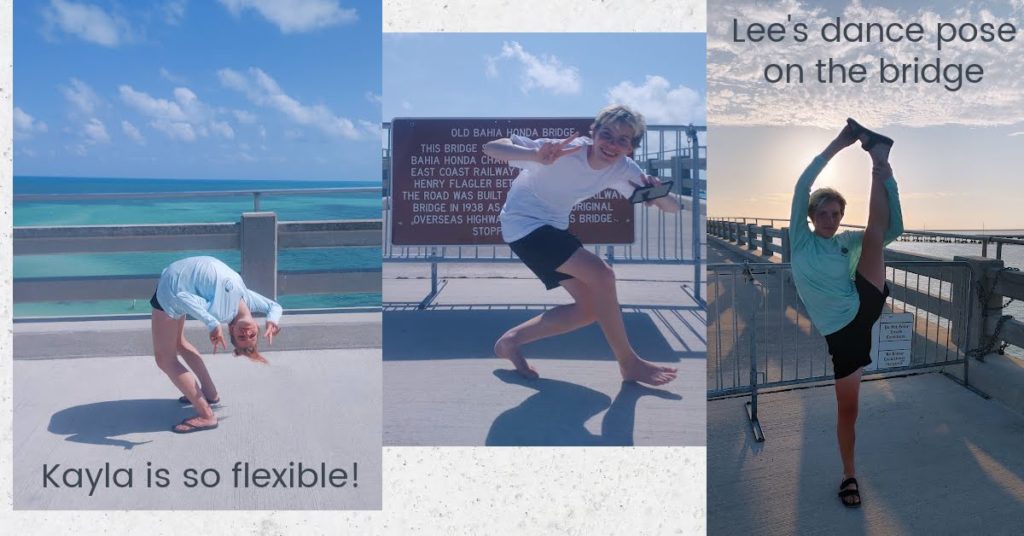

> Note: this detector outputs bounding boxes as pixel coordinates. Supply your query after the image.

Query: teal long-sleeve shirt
[789,156,904,335]
[155,256,282,332]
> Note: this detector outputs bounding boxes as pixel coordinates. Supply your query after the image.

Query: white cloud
[122,120,145,144]
[486,41,582,95]
[159,67,188,85]
[151,119,197,142]
[119,85,233,142]
[217,0,357,33]
[708,0,1024,127]
[62,78,102,115]
[1009,131,1024,137]
[82,118,110,144]
[607,76,706,125]
[14,107,49,138]
[365,91,382,104]
[163,0,187,25]
[210,121,236,139]
[218,67,373,140]
[233,110,258,124]
[120,85,189,121]
[42,0,131,47]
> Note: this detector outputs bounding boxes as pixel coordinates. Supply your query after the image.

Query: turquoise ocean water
[14,176,382,317]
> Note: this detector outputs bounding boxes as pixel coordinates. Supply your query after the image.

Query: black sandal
[846,118,894,151]
[178,395,221,405]
[838,477,862,508]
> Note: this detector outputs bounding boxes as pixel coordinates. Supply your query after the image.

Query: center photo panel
[382,33,708,447]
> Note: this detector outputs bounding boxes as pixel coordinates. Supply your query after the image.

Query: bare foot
[619,356,678,386]
[494,336,539,380]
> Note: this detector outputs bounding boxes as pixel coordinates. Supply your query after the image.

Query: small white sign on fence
[867,312,914,371]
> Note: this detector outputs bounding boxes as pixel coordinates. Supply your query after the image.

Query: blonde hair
[591,104,646,149]
[229,323,269,364]
[808,188,846,219]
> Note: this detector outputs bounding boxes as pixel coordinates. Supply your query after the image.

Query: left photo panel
[12,1,382,509]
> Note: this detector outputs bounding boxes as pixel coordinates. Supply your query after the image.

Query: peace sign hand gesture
[534,132,583,165]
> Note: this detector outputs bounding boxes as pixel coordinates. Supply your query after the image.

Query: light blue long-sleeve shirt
[155,256,282,332]
[789,156,903,335]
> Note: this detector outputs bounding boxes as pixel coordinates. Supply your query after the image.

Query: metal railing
[709,260,974,394]
[707,260,983,440]
[382,123,707,306]
[710,217,1024,262]
[14,187,384,317]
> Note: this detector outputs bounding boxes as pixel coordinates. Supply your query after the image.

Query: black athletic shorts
[825,271,890,379]
[508,225,583,290]
[150,291,164,311]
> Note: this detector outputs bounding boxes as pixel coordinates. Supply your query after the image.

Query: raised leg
[152,309,216,428]
[857,152,893,292]
[176,318,220,402]
[554,248,678,386]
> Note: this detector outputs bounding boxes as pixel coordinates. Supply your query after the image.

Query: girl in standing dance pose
[150,256,282,433]
[483,104,683,386]
[789,119,904,507]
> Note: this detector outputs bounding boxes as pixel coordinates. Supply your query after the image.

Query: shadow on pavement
[48,399,200,449]
[485,369,682,446]
[385,309,699,362]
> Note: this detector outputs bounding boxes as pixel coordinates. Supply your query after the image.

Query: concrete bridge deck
[382,262,706,446]
[13,313,383,510]
[708,373,1024,535]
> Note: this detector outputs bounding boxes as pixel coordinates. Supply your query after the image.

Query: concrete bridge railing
[13,212,382,304]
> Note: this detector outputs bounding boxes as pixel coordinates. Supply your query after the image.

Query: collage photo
[3,0,1023,534]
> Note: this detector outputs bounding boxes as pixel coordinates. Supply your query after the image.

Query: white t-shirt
[499,134,641,242]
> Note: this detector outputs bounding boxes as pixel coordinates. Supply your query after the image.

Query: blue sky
[383,33,706,125]
[14,0,381,181]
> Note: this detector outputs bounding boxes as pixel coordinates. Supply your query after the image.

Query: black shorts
[825,271,890,379]
[508,225,583,290]
[150,291,164,311]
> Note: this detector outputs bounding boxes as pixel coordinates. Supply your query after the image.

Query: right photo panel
[707,0,1024,533]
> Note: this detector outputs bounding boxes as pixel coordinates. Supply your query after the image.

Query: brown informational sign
[390,118,635,246]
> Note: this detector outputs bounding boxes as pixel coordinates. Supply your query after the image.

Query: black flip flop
[171,418,219,434]
[838,477,862,508]
[178,395,221,405]
[847,118,894,151]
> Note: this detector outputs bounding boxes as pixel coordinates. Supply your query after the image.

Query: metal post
[743,263,765,442]
[688,126,702,304]
[253,192,261,211]
[240,212,277,299]
[417,247,444,310]
[781,228,791,263]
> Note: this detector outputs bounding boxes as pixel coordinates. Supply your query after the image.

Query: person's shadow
[485,370,682,446]
[47,399,206,449]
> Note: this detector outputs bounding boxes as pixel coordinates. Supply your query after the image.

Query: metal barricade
[707,261,976,440]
